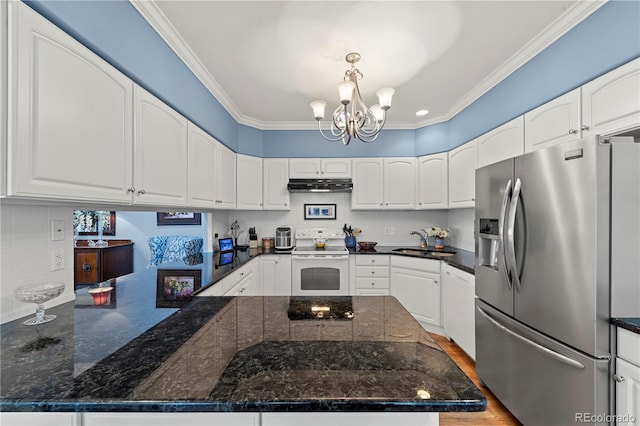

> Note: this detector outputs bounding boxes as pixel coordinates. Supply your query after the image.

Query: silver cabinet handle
[506,178,522,292]
[137,189,146,195]
[568,129,578,135]
[581,125,590,131]
[127,188,135,193]
[614,374,625,383]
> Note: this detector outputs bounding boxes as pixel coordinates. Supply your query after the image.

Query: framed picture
[73,211,116,236]
[304,204,337,220]
[156,269,202,308]
[156,212,202,226]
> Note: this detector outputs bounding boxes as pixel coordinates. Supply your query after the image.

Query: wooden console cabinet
[74,240,134,285]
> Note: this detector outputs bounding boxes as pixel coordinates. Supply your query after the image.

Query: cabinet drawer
[390,255,440,273]
[356,265,389,278]
[618,328,640,366]
[355,255,390,266]
[75,251,99,284]
[356,277,390,289]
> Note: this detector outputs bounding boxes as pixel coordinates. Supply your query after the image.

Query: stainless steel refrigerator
[474,135,640,426]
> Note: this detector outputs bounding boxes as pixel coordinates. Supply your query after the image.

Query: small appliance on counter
[248,227,258,249]
[275,226,294,250]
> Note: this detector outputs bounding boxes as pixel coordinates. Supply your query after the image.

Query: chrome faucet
[411,230,427,249]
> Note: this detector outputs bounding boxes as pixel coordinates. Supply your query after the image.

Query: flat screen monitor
[218,237,234,252]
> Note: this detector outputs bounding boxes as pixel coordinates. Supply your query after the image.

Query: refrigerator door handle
[506,178,522,292]
[498,179,513,289]
[477,306,585,370]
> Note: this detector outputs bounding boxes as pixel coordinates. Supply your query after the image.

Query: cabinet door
[448,139,477,208]
[215,142,236,209]
[263,159,290,210]
[582,58,640,138]
[236,154,263,210]
[289,158,321,178]
[187,122,216,208]
[74,250,100,285]
[351,158,384,209]
[9,2,133,203]
[322,158,351,178]
[477,116,524,168]
[442,265,476,360]
[524,88,581,153]
[261,255,292,296]
[133,85,188,207]
[390,259,441,328]
[616,358,640,425]
[384,157,417,209]
[417,152,448,209]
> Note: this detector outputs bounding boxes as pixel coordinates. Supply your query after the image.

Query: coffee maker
[274,226,294,250]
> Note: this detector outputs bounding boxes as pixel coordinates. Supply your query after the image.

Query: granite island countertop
[0,256,485,413]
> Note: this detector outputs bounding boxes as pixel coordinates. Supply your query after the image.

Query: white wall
[231,193,450,247]
[0,201,75,324]
[447,208,475,252]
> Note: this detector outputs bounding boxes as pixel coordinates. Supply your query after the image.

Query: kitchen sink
[391,248,456,257]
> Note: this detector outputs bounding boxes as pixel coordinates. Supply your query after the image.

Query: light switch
[51,220,65,241]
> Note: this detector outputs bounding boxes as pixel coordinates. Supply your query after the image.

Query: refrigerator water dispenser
[478,218,499,269]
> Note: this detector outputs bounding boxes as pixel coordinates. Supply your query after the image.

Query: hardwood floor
[430,333,522,426]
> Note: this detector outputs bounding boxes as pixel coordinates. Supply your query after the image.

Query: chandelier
[310,52,394,145]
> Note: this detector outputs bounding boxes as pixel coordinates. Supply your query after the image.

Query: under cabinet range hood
[287,178,353,193]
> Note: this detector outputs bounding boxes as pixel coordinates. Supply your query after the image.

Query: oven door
[291,254,349,296]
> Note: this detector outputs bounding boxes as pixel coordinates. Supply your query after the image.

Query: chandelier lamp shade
[310,52,394,145]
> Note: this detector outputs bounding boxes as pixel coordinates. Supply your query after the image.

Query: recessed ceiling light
[416,109,429,116]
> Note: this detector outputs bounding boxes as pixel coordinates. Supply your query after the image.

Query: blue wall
[25,0,640,157]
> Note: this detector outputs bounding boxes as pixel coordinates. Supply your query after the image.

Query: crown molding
[443,0,606,121]
[130,0,606,132]
[129,0,244,122]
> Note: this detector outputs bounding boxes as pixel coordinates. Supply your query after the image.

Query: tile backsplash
[0,202,75,324]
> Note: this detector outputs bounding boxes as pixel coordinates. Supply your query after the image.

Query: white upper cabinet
[352,158,416,210]
[289,158,351,178]
[214,142,236,209]
[133,85,188,207]
[448,139,477,208]
[581,57,640,138]
[384,157,417,209]
[417,152,448,210]
[236,154,263,210]
[477,116,524,168]
[351,158,384,209]
[263,158,290,210]
[8,2,133,203]
[187,122,217,208]
[524,88,581,152]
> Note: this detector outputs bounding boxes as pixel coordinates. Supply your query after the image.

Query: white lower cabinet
[222,259,259,296]
[390,256,441,329]
[442,264,475,360]
[260,255,292,295]
[82,412,259,426]
[353,255,390,295]
[616,328,640,425]
[0,413,81,426]
[261,412,438,426]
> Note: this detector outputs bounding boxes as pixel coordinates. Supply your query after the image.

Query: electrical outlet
[384,227,396,235]
[51,220,65,241]
[51,248,64,271]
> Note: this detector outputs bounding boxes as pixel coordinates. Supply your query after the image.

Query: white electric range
[291,228,349,295]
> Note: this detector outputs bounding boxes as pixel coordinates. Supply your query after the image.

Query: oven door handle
[292,255,349,260]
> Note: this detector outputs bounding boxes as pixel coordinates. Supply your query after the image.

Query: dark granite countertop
[0,257,485,413]
[349,245,475,275]
[611,317,640,334]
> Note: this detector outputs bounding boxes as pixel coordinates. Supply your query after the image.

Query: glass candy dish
[14,282,66,325]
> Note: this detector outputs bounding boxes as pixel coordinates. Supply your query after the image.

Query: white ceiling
[132,1,605,130]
